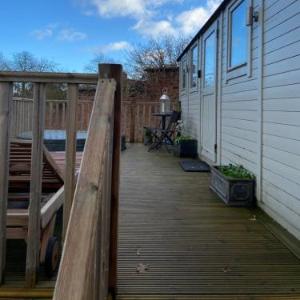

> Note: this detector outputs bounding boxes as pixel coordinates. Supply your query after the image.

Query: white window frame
[226,0,252,82]
[189,42,199,93]
[180,56,188,94]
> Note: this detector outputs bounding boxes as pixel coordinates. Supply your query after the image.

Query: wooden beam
[53,79,116,300]
[25,83,46,287]
[0,287,53,299]
[41,186,64,229]
[0,71,98,84]
[130,99,136,143]
[98,63,123,297]
[63,84,79,240]
[0,82,12,283]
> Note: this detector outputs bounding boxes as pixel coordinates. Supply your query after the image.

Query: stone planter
[174,139,198,158]
[210,166,256,207]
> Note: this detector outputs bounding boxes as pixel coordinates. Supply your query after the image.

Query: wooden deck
[1,144,300,299]
[117,144,300,299]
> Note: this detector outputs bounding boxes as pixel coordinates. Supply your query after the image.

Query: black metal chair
[147,111,181,151]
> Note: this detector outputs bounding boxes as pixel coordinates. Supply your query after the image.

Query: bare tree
[11,51,58,72]
[0,52,10,71]
[84,53,115,73]
[0,51,60,97]
[125,35,189,78]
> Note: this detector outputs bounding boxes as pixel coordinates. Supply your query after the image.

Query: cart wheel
[45,236,60,278]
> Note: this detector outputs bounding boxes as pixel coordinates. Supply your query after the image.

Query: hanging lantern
[160,89,170,113]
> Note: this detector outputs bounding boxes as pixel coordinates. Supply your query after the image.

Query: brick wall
[79,66,180,142]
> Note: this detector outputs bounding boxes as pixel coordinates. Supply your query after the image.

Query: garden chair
[147,111,181,151]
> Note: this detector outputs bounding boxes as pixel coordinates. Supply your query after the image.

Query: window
[181,58,187,90]
[204,31,216,88]
[229,0,247,69]
[190,45,198,89]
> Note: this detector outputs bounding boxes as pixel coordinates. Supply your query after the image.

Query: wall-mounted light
[247,6,259,26]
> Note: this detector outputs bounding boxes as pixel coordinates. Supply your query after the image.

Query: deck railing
[53,64,121,299]
[0,64,122,297]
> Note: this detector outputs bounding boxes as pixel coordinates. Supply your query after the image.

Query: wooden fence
[122,100,178,143]
[11,98,93,137]
[11,97,178,143]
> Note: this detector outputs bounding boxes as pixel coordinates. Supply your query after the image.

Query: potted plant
[172,120,197,158]
[143,128,152,145]
[210,164,256,207]
[174,135,198,158]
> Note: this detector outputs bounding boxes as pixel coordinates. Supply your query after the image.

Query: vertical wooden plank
[0,82,12,283]
[63,83,78,240]
[98,64,122,298]
[25,83,46,287]
[130,100,136,143]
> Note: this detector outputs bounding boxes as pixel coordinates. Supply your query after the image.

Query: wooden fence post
[130,99,136,143]
[0,82,12,283]
[26,83,46,287]
[98,64,122,298]
[63,84,79,240]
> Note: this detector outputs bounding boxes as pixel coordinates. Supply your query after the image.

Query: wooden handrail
[0,71,98,84]
[53,78,118,299]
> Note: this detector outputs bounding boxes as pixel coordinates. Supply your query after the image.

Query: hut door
[201,22,218,162]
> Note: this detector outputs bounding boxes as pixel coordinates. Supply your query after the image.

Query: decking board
[117,144,300,299]
[1,144,300,299]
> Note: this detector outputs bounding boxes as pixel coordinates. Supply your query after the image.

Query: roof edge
[177,0,228,62]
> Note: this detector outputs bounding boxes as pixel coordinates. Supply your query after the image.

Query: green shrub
[174,135,193,144]
[219,164,255,179]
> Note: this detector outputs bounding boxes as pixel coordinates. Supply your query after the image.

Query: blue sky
[0,0,221,72]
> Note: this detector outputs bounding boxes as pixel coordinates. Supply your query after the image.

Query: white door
[201,22,218,162]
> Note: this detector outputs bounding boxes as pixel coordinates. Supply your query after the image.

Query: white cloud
[31,24,58,40]
[81,0,222,39]
[31,24,87,42]
[92,41,132,54]
[133,19,176,38]
[84,0,177,18]
[136,0,222,38]
[90,0,148,18]
[58,29,87,42]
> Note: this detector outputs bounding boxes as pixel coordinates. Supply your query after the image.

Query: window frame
[226,0,252,81]
[180,56,188,94]
[189,42,199,93]
[203,29,217,90]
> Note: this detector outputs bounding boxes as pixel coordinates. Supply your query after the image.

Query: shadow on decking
[117,144,300,299]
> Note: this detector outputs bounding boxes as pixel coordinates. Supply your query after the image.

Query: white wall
[219,0,260,175]
[261,0,300,239]
[179,0,300,240]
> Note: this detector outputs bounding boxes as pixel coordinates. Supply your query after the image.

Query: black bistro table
[148,111,173,151]
[152,112,172,130]
[18,129,87,152]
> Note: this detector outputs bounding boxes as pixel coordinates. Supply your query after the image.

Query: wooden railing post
[63,84,79,240]
[98,64,122,297]
[130,99,136,143]
[0,82,12,283]
[26,83,46,287]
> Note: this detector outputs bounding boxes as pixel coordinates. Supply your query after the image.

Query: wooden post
[0,82,12,283]
[26,83,46,287]
[130,99,136,143]
[63,84,79,240]
[98,64,122,298]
